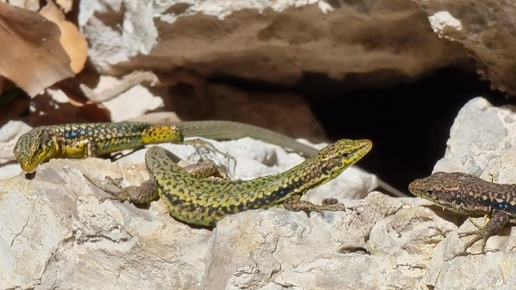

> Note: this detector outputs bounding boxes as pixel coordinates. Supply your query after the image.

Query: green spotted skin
[173,120,319,157]
[14,120,315,174]
[13,122,183,173]
[173,121,406,197]
[409,172,516,217]
[14,120,408,195]
[144,139,372,226]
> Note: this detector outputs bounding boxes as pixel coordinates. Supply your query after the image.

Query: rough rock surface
[0,121,32,180]
[419,96,516,289]
[4,99,516,289]
[434,97,516,182]
[0,161,435,290]
[78,0,516,95]
[80,0,468,87]
[1,133,377,289]
[416,0,516,95]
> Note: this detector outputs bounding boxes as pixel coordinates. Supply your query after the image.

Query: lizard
[408,171,516,254]
[13,122,183,173]
[85,138,372,227]
[12,120,408,197]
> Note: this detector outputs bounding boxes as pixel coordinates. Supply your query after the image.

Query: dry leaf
[40,1,88,73]
[0,3,74,96]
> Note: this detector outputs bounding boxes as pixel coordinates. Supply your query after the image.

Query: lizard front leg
[283,195,346,213]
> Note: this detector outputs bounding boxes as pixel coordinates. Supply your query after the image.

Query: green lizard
[12,120,406,196]
[86,138,372,226]
[13,122,183,173]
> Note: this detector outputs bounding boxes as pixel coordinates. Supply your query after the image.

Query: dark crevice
[308,67,509,192]
[174,67,510,193]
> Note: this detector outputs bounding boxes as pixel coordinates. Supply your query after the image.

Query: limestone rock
[0,163,453,290]
[434,97,516,184]
[416,0,516,94]
[80,0,467,87]
[0,136,380,289]
[414,96,516,289]
[3,130,516,288]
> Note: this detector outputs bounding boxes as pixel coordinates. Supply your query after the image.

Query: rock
[416,0,516,94]
[413,96,516,289]
[80,0,466,88]
[95,76,165,122]
[203,192,406,289]
[0,136,381,289]
[3,126,516,288]
[433,97,516,183]
[0,161,210,289]
[0,160,447,290]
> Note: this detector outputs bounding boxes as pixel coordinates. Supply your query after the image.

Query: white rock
[0,137,383,289]
[434,97,516,183]
[417,96,516,289]
[80,0,464,86]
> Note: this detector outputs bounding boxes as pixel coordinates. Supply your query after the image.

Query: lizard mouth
[19,158,38,173]
[407,180,421,195]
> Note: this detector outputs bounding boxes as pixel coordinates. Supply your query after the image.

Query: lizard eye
[425,190,433,195]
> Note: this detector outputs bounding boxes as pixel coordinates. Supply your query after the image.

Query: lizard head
[13,128,58,173]
[314,139,372,182]
[408,172,469,210]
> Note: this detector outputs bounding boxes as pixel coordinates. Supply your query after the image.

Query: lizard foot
[456,211,509,255]
[284,197,346,214]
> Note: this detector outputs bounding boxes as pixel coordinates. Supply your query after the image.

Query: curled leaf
[0,3,74,96]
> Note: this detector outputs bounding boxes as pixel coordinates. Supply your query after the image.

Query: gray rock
[434,97,516,183]
[4,130,515,288]
[0,136,382,289]
[80,0,466,89]
[417,96,516,289]
[0,162,438,290]
[416,0,516,94]
[5,97,516,289]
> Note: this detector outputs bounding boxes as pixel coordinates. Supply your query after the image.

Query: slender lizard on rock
[409,172,516,254]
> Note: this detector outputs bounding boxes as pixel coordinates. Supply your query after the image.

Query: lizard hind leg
[83,174,159,204]
[83,154,228,206]
[458,211,510,254]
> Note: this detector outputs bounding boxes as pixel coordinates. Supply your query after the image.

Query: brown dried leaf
[0,3,74,97]
[40,1,88,73]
